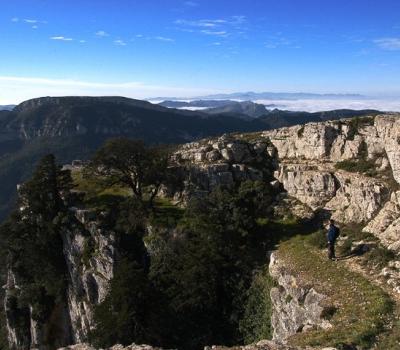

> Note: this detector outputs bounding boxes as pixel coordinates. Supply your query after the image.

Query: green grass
[335,158,378,177]
[71,169,131,209]
[334,224,395,269]
[277,235,393,349]
[150,198,185,228]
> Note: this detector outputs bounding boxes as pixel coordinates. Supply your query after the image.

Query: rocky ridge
[262,115,400,231]
[5,113,400,350]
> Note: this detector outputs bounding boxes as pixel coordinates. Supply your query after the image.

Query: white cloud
[201,30,228,37]
[95,30,109,37]
[154,36,175,42]
[184,1,199,6]
[80,40,86,43]
[50,36,73,41]
[114,39,127,46]
[32,25,38,29]
[23,19,47,24]
[175,19,226,28]
[175,16,246,39]
[0,76,217,104]
[11,17,19,22]
[255,98,400,113]
[374,38,400,51]
[264,34,298,49]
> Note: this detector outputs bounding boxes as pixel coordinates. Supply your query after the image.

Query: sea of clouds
[254,98,400,113]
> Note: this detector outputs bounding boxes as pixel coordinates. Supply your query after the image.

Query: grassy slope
[276,235,393,349]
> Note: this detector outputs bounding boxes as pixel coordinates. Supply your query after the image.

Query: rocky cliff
[268,253,332,343]
[4,113,400,350]
[262,115,400,246]
[4,208,118,349]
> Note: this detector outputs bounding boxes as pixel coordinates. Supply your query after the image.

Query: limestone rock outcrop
[326,172,389,223]
[168,135,276,200]
[363,191,400,250]
[274,163,336,210]
[375,115,400,184]
[269,253,332,343]
[263,115,400,234]
[4,209,118,349]
[62,209,117,343]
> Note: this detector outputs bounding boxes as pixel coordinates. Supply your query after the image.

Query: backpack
[334,226,340,239]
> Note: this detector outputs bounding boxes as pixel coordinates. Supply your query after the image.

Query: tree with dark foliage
[0,154,73,347]
[90,138,173,207]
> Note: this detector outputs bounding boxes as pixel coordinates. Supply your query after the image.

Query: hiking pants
[328,241,335,259]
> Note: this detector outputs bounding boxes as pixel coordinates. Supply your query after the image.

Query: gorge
[2,112,400,350]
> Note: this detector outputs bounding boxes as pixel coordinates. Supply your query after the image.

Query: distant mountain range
[159,100,278,118]
[0,95,380,221]
[151,91,366,102]
[0,105,16,111]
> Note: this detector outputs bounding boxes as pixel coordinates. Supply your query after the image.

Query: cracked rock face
[269,253,332,343]
[363,191,400,250]
[326,172,390,223]
[375,116,400,184]
[62,209,117,343]
[4,209,118,349]
[169,135,276,200]
[264,115,400,228]
[274,164,337,210]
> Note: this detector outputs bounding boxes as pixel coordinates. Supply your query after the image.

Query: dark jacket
[327,224,339,243]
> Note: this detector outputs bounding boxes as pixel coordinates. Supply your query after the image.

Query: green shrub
[338,238,353,257]
[335,159,377,176]
[239,269,275,344]
[90,259,159,347]
[364,246,395,269]
[306,230,327,249]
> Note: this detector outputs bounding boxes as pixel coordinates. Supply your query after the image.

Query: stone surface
[375,115,400,184]
[326,172,389,223]
[62,209,117,342]
[263,115,400,230]
[274,164,336,210]
[4,209,118,349]
[363,191,400,250]
[169,135,276,200]
[269,253,332,343]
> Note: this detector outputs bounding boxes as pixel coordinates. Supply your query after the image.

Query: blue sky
[1,0,400,104]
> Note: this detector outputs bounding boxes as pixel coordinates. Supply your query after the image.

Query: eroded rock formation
[269,253,332,343]
[263,115,400,247]
[4,209,117,349]
[5,114,400,349]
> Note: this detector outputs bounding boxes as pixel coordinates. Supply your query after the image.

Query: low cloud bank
[255,98,400,113]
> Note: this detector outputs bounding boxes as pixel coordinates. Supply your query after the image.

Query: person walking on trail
[327,219,340,260]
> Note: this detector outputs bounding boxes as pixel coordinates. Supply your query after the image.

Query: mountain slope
[0,96,267,220]
[0,96,380,221]
[0,105,15,111]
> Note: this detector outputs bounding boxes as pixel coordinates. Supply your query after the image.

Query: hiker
[327,219,340,260]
